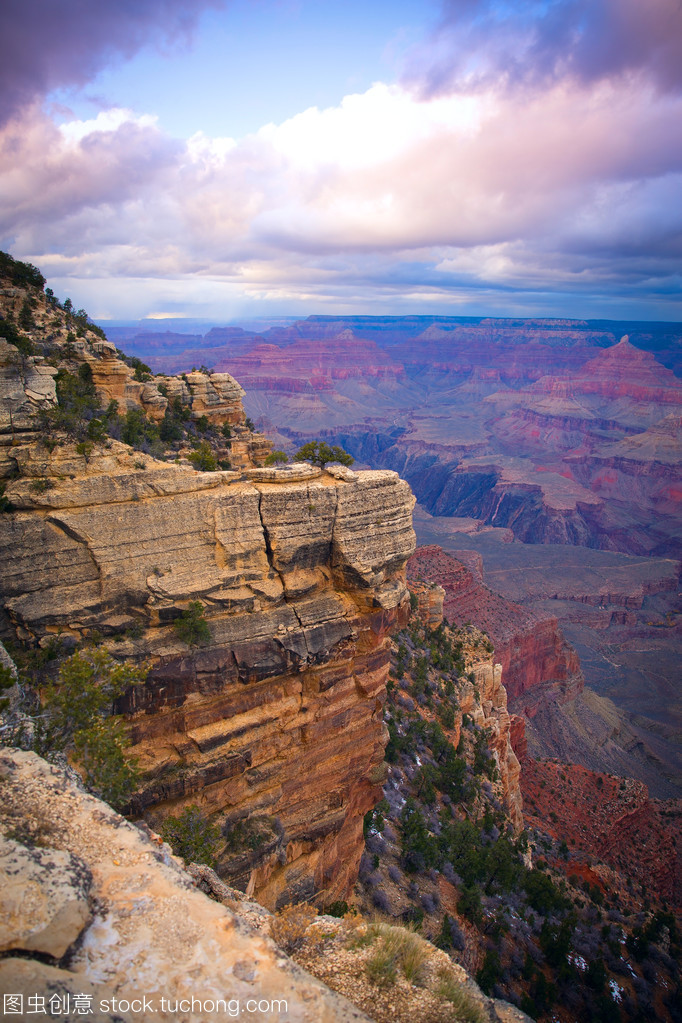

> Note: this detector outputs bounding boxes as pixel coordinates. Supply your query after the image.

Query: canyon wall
[408,546,583,705]
[405,575,523,833]
[0,445,416,908]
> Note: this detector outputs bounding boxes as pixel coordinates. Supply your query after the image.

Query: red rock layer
[213,337,406,388]
[521,759,682,906]
[509,714,528,764]
[407,545,583,703]
[568,337,682,404]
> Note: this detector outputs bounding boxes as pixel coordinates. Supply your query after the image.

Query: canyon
[117,314,682,799]
[3,264,682,1021]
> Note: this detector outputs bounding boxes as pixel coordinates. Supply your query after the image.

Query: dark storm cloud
[0,0,223,125]
[409,0,682,96]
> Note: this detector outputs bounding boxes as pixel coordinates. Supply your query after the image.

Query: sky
[1,0,681,323]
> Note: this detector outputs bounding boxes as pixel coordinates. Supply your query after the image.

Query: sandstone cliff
[0,260,420,908]
[0,441,416,907]
[408,578,523,831]
[0,270,270,474]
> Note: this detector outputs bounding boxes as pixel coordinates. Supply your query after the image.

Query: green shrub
[0,663,15,713]
[0,250,45,289]
[476,949,501,994]
[294,441,353,468]
[174,602,210,646]
[160,805,222,866]
[36,649,146,809]
[326,900,349,917]
[188,440,217,472]
[264,450,288,465]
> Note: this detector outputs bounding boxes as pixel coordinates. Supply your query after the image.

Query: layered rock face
[408,578,445,629]
[0,274,270,473]
[212,336,406,388]
[0,446,416,906]
[463,655,524,834]
[408,546,583,704]
[404,574,523,832]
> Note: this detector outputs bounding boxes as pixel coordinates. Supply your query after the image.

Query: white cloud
[58,108,159,145]
[1,70,681,317]
[256,82,488,172]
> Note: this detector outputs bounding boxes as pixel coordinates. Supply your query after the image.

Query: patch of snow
[608,980,623,1003]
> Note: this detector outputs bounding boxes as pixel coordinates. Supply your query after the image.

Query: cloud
[1,64,680,318]
[407,0,682,97]
[0,0,223,125]
[0,106,181,242]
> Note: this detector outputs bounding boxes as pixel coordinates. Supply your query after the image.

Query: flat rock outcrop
[0,445,416,907]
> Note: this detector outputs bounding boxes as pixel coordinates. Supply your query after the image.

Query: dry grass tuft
[270,902,318,953]
[360,921,430,987]
[433,967,487,1023]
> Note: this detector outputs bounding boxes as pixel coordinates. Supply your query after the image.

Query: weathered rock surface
[0,273,271,473]
[0,443,416,906]
[465,657,523,834]
[405,568,523,832]
[0,749,375,1022]
[407,578,445,629]
[0,834,91,957]
[521,757,682,907]
[0,338,57,438]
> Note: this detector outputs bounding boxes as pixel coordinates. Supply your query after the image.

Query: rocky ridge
[0,269,270,474]
[0,257,419,907]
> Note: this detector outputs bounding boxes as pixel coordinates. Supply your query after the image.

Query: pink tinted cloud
[1,75,680,309]
[0,106,181,236]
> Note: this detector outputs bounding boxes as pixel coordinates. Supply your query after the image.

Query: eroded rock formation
[0,442,416,907]
[408,546,583,704]
[0,273,270,473]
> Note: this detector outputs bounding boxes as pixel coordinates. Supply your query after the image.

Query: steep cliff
[0,257,419,907]
[407,546,583,705]
[0,441,416,907]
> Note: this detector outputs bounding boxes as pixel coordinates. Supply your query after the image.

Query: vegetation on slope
[0,250,263,470]
[355,599,681,1023]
